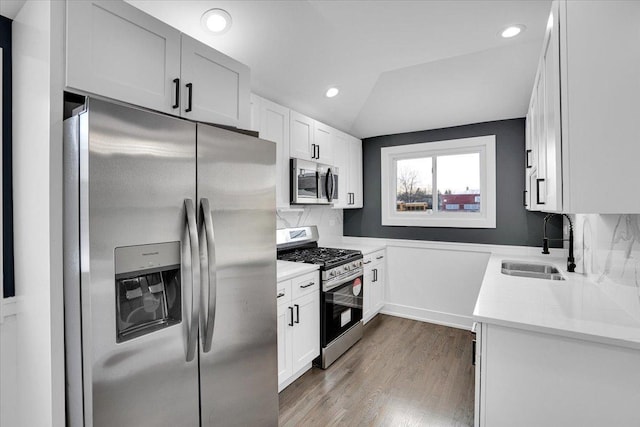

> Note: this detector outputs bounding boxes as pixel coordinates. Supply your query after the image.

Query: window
[381,135,496,228]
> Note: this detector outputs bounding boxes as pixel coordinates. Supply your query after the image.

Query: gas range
[276,227,363,289]
[276,226,364,369]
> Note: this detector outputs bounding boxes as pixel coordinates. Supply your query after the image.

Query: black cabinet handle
[294,304,300,324]
[373,268,377,282]
[317,144,320,160]
[300,282,314,289]
[363,260,372,265]
[288,306,294,326]
[185,83,193,112]
[277,291,285,299]
[172,78,180,109]
[536,178,545,205]
[526,149,532,168]
[376,255,384,260]
[311,144,316,159]
[523,190,528,207]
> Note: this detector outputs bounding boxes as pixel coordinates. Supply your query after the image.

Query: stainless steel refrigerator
[63,98,278,426]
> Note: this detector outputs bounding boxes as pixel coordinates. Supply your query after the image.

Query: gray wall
[343,118,561,247]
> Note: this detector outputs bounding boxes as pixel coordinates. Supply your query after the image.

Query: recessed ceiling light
[500,24,526,39]
[325,87,339,98]
[202,9,232,34]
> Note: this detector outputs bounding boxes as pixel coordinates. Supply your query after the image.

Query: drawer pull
[376,255,384,260]
[300,282,315,289]
[363,260,372,265]
[276,292,285,299]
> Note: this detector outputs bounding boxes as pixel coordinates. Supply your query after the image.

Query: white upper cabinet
[66,0,250,128]
[66,0,181,115]
[289,110,315,161]
[527,0,640,213]
[180,35,249,127]
[313,121,334,165]
[252,94,291,209]
[289,111,334,164]
[332,131,363,209]
[347,135,363,208]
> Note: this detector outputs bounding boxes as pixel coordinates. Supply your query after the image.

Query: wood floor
[278,315,475,427]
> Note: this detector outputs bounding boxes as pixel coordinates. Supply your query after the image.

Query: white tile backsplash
[575,214,640,318]
[277,206,343,243]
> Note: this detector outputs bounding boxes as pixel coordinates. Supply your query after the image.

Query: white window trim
[381,135,496,228]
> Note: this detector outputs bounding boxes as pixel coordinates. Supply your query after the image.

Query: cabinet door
[277,302,294,388]
[331,131,350,208]
[373,253,386,312]
[290,110,314,161]
[259,98,291,209]
[291,292,320,372]
[314,121,334,165]
[362,257,374,323]
[66,0,181,115]
[542,3,562,212]
[249,93,261,133]
[348,136,363,208]
[180,34,250,128]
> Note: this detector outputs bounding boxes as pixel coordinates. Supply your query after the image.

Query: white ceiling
[8,0,552,139]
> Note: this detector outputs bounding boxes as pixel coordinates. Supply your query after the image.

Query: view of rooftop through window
[396,152,480,213]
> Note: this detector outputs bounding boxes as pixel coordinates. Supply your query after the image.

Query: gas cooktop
[277,247,362,268]
[276,226,362,270]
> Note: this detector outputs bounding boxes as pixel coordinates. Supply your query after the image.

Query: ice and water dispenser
[115,242,182,343]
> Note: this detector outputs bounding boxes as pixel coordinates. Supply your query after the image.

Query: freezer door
[196,124,278,426]
[79,99,200,426]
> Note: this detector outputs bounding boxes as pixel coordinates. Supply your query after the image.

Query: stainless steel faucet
[542,213,576,273]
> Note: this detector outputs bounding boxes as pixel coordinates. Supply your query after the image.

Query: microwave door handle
[326,169,333,202]
[184,199,201,362]
[199,198,217,353]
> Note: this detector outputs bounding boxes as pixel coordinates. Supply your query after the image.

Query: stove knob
[343,265,349,272]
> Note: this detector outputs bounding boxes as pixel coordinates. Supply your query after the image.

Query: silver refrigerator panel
[80,99,200,426]
[196,124,279,426]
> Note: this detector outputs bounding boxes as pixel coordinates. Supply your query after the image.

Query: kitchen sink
[501,261,565,281]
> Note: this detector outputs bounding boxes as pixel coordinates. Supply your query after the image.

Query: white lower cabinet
[475,322,640,426]
[363,250,385,324]
[277,271,320,392]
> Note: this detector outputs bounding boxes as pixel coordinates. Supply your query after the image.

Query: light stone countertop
[473,253,640,350]
[319,239,386,256]
[276,260,319,283]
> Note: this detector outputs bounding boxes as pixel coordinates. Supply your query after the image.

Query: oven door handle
[324,269,363,292]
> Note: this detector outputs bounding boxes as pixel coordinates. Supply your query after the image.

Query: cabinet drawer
[291,271,319,300]
[276,279,292,306]
[371,250,385,266]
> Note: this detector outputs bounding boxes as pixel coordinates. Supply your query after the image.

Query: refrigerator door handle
[184,199,201,362]
[199,198,217,353]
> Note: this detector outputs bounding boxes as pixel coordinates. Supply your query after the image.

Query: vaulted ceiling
[6,0,553,139]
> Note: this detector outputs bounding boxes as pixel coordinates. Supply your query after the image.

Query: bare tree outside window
[396,158,432,211]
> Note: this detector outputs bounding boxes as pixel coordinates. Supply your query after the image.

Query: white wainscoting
[343,236,563,330]
[1,298,19,427]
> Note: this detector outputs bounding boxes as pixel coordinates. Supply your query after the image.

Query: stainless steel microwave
[290,158,339,205]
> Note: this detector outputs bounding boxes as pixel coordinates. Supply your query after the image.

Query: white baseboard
[381,303,474,331]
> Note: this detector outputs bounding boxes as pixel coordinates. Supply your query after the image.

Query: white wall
[7,1,65,426]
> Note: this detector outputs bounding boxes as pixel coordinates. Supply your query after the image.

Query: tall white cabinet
[332,131,363,209]
[251,94,291,209]
[526,0,640,213]
[66,0,250,128]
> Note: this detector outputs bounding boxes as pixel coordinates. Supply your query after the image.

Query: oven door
[321,272,363,346]
[290,158,323,204]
